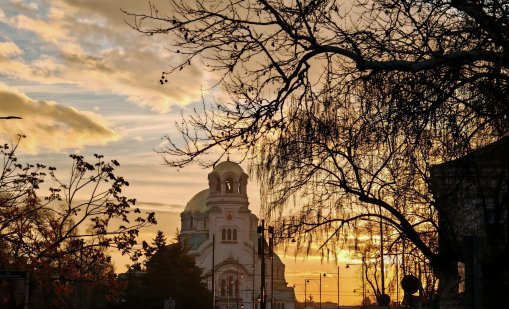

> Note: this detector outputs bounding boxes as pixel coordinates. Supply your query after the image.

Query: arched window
[235,279,239,296]
[222,227,238,242]
[189,216,193,228]
[225,177,234,193]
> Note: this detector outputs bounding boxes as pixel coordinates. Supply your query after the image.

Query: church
[180,160,295,309]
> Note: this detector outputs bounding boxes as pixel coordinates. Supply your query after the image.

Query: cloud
[0,41,23,58]
[0,0,218,112]
[6,0,39,13]
[136,201,184,213]
[0,83,120,153]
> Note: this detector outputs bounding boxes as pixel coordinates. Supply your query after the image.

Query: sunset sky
[0,0,368,305]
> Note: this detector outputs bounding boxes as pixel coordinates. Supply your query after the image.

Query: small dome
[184,189,209,212]
[213,161,245,175]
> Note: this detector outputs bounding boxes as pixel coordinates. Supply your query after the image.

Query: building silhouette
[431,137,509,308]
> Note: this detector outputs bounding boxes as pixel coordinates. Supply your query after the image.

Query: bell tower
[207,160,249,208]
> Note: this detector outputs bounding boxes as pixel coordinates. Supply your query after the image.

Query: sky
[0,0,369,305]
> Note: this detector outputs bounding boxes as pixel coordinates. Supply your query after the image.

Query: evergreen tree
[125,240,212,309]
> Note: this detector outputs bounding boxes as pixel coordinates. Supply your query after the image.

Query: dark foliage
[123,241,212,309]
[0,136,156,308]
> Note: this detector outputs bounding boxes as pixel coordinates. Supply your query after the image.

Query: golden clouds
[0,41,23,58]
[0,83,119,153]
[0,0,215,112]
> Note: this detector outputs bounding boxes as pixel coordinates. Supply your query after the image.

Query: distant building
[180,160,295,309]
[430,137,509,309]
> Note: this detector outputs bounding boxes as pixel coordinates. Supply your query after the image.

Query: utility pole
[252,243,255,309]
[269,226,274,309]
[257,220,266,309]
[79,244,83,309]
[319,274,322,309]
[213,234,216,309]
[324,267,341,309]
[377,208,392,307]
[304,279,307,309]
[337,266,340,309]
[362,256,366,309]
[379,208,385,296]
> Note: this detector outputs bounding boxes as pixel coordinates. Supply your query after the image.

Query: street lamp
[304,278,308,308]
[257,220,269,309]
[258,221,290,309]
[323,266,340,309]
[305,277,322,309]
[346,255,366,309]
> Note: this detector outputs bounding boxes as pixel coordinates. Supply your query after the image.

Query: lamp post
[260,223,296,309]
[346,255,366,309]
[212,234,216,309]
[257,221,281,309]
[305,277,322,309]
[252,243,256,309]
[304,278,307,308]
[323,266,340,309]
[269,226,274,309]
[379,207,385,298]
[257,220,267,309]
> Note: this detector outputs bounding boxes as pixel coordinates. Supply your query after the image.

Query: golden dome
[184,189,209,212]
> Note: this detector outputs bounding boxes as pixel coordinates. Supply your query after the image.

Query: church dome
[213,161,245,175]
[184,189,209,212]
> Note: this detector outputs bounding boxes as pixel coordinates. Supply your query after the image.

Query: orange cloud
[0,83,120,153]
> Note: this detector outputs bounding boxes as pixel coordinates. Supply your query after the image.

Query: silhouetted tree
[124,0,509,301]
[0,136,156,308]
[124,239,212,309]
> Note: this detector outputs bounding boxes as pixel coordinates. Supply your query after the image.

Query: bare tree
[123,0,508,298]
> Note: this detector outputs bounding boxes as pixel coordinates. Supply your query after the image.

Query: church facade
[180,161,295,309]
